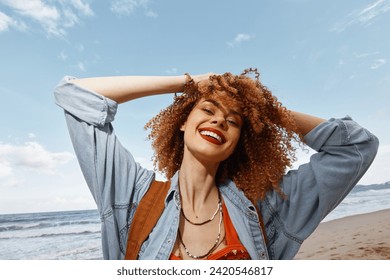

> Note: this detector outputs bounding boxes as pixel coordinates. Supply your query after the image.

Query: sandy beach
[295,209,390,259]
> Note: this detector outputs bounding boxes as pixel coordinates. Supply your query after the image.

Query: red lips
[198,127,226,145]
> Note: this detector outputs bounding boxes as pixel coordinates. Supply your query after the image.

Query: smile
[198,128,226,145]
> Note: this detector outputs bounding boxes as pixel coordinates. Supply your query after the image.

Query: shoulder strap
[124,180,171,260]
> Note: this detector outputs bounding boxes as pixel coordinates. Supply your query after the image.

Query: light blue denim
[54,76,379,260]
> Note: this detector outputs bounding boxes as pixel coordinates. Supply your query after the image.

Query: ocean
[1,182,389,260]
[0,209,102,260]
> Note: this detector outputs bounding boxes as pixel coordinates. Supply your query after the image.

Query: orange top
[170,203,251,260]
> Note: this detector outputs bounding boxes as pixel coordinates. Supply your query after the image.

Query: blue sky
[0,0,389,214]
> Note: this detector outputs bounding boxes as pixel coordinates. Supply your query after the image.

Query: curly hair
[145,68,303,203]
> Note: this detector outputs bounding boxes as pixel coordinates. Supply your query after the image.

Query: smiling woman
[54,68,378,260]
[145,71,301,203]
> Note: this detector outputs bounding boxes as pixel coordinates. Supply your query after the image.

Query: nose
[211,115,227,130]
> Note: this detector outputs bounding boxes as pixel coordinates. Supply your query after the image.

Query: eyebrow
[203,99,243,119]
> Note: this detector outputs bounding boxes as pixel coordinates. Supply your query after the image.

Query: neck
[179,149,220,212]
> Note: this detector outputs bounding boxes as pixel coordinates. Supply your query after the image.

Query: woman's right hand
[191,72,216,84]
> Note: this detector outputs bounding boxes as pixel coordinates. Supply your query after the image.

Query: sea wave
[0,230,101,240]
[0,220,100,233]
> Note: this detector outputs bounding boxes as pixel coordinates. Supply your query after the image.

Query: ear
[180,122,186,132]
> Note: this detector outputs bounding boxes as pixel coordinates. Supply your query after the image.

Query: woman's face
[180,96,243,164]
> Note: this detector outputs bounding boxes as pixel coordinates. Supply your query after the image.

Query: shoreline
[295,209,390,259]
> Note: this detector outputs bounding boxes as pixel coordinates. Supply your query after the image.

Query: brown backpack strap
[124,180,171,260]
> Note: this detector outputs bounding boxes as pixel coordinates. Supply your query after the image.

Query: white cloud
[0,141,74,176]
[0,11,27,32]
[0,0,94,37]
[28,133,37,139]
[77,62,86,71]
[68,0,94,16]
[0,160,13,178]
[354,51,380,58]
[0,140,74,191]
[357,0,390,23]
[110,0,158,17]
[227,33,254,48]
[61,7,79,29]
[0,11,13,32]
[145,9,158,18]
[370,58,386,69]
[75,43,85,52]
[111,0,137,15]
[350,51,386,70]
[165,67,178,75]
[1,0,63,36]
[332,0,390,32]
[58,50,68,61]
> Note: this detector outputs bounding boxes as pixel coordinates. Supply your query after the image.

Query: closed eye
[227,119,239,127]
[202,108,214,115]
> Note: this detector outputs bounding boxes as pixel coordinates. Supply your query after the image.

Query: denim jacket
[54,76,379,260]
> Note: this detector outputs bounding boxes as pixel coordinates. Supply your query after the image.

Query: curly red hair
[145,69,302,202]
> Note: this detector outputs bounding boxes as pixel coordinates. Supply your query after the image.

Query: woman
[54,69,378,260]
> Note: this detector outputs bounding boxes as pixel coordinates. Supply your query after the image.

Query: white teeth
[200,130,222,143]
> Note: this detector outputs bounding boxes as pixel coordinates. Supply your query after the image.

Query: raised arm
[70,73,213,104]
[289,110,326,136]
[261,113,379,259]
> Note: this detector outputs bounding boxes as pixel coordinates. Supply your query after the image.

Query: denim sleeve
[261,116,379,259]
[54,76,154,218]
